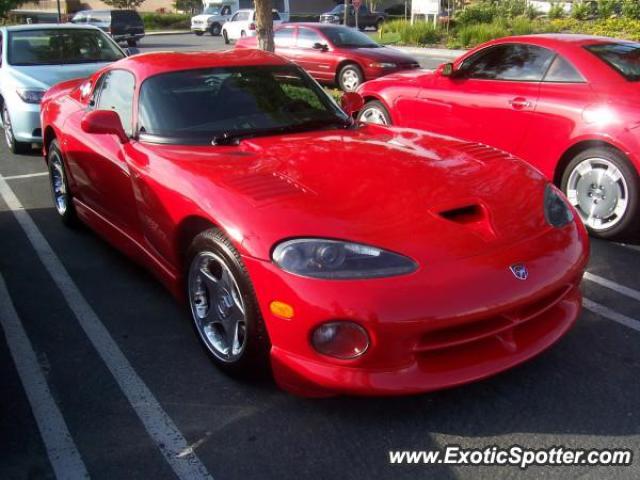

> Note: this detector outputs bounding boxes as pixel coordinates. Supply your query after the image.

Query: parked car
[357,34,640,240]
[0,24,127,154]
[236,24,420,91]
[320,3,386,30]
[41,49,588,396]
[221,9,283,44]
[70,9,145,47]
[191,2,234,36]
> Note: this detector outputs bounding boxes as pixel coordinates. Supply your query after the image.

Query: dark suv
[70,10,145,46]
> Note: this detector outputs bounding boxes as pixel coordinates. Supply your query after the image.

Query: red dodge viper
[40,49,588,396]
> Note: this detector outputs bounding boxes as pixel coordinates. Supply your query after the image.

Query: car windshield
[8,29,124,66]
[586,42,640,81]
[329,5,344,13]
[138,65,351,143]
[203,6,220,14]
[322,27,379,48]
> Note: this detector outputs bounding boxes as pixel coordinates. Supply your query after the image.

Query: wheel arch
[43,126,57,159]
[554,139,630,186]
[175,215,221,268]
[360,94,395,124]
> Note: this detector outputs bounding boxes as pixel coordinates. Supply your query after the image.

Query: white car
[221,9,283,44]
[191,2,235,36]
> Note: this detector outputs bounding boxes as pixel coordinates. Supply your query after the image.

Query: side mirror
[125,47,140,56]
[437,62,455,77]
[340,91,364,116]
[81,110,128,144]
[313,42,328,51]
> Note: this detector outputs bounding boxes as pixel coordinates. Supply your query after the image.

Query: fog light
[311,321,369,359]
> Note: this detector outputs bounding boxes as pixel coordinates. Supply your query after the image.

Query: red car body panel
[41,50,589,396]
[357,34,640,183]
[235,23,420,85]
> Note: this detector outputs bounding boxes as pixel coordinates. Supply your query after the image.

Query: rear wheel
[2,103,31,154]
[127,39,137,47]
[561,146,640,239]
[47,139,77,227]
[223,29,230,44]
[210,23,221,36]
[187,229,270,375]
[358,100,391,125]
[338,63,364,92]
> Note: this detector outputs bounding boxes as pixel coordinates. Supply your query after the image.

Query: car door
[517,54,593,178]
[227,12,243,39]
[64,70,140,234]
[273,26,297,61]
[294,27,335,81]
[414,43,553,155]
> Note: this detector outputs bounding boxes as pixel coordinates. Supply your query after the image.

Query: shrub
[597,0,619,19]
[510,16,536,35]
[621,0,640,19]
[548,2,565,19]
[455,21,509,47]
[382,19,443,45]
[570,2,591,20]
[455,3,497,25]
[141,13,190,30]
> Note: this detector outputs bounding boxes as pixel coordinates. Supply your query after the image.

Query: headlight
[544,184,574,228]
[370,62,397,69]
[16,88,45,104]
[272,238,417,279]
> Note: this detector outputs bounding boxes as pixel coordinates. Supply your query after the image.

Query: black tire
[47,139,78,227]
[561,146,640,240]
[195,31,204,36]
[338,63,364,92]
[240,30,246,37]
[127,39,137,47]
[186,229,271,376]
[223,29,230,44]
[358,100,392,125]
[2,103,31,154]
[210,22,221,36]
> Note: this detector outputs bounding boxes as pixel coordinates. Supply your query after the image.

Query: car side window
[275,27,296,47]
[459,44,555,82]
[95,70,135,136]
[221,6,230,15]
[543,55,586,83]
[273,11,281,21]
[297,28,323,49]
[230,12,240,21]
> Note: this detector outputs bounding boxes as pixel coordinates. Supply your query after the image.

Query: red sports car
[235,23,420,91]
[41,49,588,396]
[357,34,640,240]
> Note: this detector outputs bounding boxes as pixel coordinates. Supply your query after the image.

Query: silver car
[0,24,127,154]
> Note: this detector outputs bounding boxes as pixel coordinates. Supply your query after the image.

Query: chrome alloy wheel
[341,69,361,92]
[49,150,68,216]
[566,157,628,231]
[3,105,14,149]
[359,106,388,125]
[188,252,247,362]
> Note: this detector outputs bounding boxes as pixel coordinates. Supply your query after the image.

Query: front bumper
[5,101,42,144]
[243,223,589,397]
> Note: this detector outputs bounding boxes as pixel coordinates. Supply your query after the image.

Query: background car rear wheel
[187,229,270,376]
[358,100,391,125]
[2,104,31,154]
[223,30,230,44]
[240,30,246,37]
[210,23,221,36]
[561,146,640,239]
[47,139,77,227]
[338,63,364,92]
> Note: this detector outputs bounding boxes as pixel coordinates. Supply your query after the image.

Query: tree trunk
[255,0,275,52]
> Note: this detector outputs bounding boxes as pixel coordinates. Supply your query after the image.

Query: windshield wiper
[211,132,243,146]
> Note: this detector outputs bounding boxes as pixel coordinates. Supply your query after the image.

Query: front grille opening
[439,204,484,224]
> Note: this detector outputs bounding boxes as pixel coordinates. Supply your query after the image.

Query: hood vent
[438,203,496,241]
[225,172,313,203]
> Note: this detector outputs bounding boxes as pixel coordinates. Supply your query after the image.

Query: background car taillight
[249,23,256,30]
[311,321,369,359]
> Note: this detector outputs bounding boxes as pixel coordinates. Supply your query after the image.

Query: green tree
[0,0,26,18]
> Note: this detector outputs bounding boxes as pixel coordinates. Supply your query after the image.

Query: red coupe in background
[41,49,588,396]
[357,34,640,239]
[235,23,420,91]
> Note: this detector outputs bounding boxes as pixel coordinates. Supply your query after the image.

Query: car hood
[342,46,419,64]
[8,62,111,90]
[145,125,554,262]
[192,14,217,21]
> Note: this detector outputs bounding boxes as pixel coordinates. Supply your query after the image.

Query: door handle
[509,97,531,110]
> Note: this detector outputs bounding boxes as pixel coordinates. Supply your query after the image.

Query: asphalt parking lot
[1,35,640,480]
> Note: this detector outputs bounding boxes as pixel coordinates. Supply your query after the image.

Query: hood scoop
[437,203,497,241]
[225,171,314,204]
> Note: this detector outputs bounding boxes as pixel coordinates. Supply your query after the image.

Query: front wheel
[47,139,77,227]
[338,63,364,92]
[187,229,270,375]
[210,23,221,36]
[223,29,230,44]
[195,31,204,36]
[561,146,640,239]
[2,104,31,154]
[358,100,391,125]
